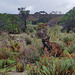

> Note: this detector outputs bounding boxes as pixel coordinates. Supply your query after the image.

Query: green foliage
[0,13,23,33]
[25,37,32,45]
[0,59,15,69]
[47,25,61,35]
[0,23,75,74]
[14,42,18,47]
[25,26,34,34]
[0,60,4,69]
[36,23,48,38]
[37,23,47,30]
[6,24,21,34]
[18,7,30,30]
[59,9,75,32]
[62,36,73,44]
[32,21,38,25]
[0,48,12,59]
[38,17,49,23]
[18,44,40,63]
[16,62,24,72]
[28,56,75,75]
[9,39,20,52]
[11,43,20,52]
[45,25,75,55]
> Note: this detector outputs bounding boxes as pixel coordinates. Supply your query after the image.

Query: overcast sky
[0,0,75,14]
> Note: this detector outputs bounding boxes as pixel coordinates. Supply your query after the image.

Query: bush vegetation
[26,25,75,74]
[28,56,75,75]
[16,61,24,72]
[59,9,75,32]
[0,11,75,74]
[0,25,75,74]
[0,13,24,33]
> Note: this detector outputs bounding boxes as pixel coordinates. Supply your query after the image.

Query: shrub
[0,60,8,69]
[38,17,49,23]
[64,45,75,54]
[0,60,4,69]
[0,59,15,69]
[10,40,20,52]
[25,37,32,45]
[0,13,23,33]
[62,36,73,46]
[59,9,75,32]
[25,26,35,34]
[28,56,75,75]
[32,21,38,25]
[18,44,40,63]
[0,48,12,59]
[71,44,75,53]
[16,61,24,72]
[37,23,48,30]
[36,23,48,38]
[27,26,34,33]
[72,27,75,32]
[8,24,21,34]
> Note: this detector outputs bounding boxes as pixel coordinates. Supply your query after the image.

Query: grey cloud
[0,0,75,14]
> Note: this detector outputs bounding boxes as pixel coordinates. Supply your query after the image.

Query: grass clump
[9,39,20,52]
[37,23,48,30]
[16,61,24,72]
[0,48,12,59]
[28,56,75,75]
[62,36,73,45]
[25,37,32,45]
[18,44,40,63]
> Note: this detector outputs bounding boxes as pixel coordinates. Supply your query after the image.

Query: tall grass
[28,56,75,75]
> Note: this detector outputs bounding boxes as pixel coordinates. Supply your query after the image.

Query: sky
[0,0,75,14]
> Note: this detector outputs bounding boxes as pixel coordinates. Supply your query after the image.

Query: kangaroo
[42,37,63,57]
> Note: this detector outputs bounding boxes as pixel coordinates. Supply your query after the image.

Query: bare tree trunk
[24,20,27,31]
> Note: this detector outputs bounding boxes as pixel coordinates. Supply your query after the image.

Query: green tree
[59,9,75,32]
[18,7,30,31]
[0,13,23,33]
[38,17,49,23]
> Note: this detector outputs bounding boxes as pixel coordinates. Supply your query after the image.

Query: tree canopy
[0,13,24,33]
[18,7,30,31]
[59,9,75,32]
